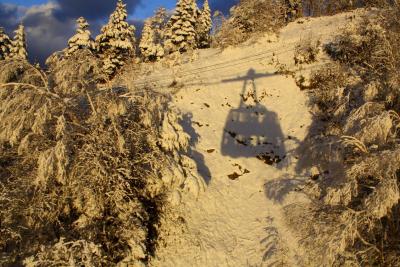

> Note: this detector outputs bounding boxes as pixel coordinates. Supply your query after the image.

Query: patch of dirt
[228,172,241,180]
[256,151,284,165]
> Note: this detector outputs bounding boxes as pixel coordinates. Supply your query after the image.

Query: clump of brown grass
[294,37,321,65]
[0,58,202,265]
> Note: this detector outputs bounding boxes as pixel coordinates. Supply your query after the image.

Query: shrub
[0,59,45,86]
[295,6,400,265]
[46,49,105,96]
[0,59,204,265]
[302,0,393,17]
[213,0,287,48]
[294,37,321,65]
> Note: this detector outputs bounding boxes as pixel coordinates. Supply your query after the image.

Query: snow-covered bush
[67,17,94,55]
[0,59,204,265]
[139,19,165,62]
[294,38,320,65]
[46,49,105,96]
[196,0,212,48]
[9,24,27,60]
[95,0,136,76]
[302,0,392,16]
[214,0,286,48]
[0,27,11,60]
[164,0,199,53]
[295,7,400,265]
[0,59,45,86]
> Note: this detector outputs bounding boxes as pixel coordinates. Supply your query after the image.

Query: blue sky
[0,0,238,63]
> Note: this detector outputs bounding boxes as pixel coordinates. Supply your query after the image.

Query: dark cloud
[54,0,142,20]
[0,3,23,31]
[22,3,76,64]
[208,0,239,15]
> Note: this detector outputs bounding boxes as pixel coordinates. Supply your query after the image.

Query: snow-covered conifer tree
[196,0,212,48]
[139,19,164,62]
[67,17,94,55]
[152,7,169,43]
[10,24,27,60]
[0,27,11,60]
[164,0,199,54]
[95,0,136,75]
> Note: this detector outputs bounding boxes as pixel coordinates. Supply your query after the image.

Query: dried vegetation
[293,4,400,265]
[0,55,203,265]
[213,0,287,48]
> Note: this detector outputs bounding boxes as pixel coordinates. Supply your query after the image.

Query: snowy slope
[142,11,364,267]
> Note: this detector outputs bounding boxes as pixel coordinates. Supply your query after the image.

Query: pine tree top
[14,24,26,39]
[139,19,154,49]
[10,24,28,60]
[96,0,136,51]
[76,17,89,31]
[203,0,211,15]
[199,0,212,30]
[164,0,199,53]
[67,17,94,54]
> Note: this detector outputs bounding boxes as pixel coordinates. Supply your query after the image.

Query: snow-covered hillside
[134,10,365,267]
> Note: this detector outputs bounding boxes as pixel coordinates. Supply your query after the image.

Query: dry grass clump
[307,62,349,117]
[295,5,400,265]
[213,0,287,48]
[0,59,202,265]
[294,38,321,65]
[302,0,392,17]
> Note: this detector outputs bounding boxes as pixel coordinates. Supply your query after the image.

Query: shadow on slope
[180,113,212,184]
[220,68,287,168]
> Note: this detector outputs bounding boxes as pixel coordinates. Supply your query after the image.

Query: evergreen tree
[67,17,94,55]
[196,0,212,48]
[152,7,169,44]
[164,0,199,54]
[10,24,28,60]
[0,27,11,60]
[95,0,136,75]
[139,19,164,62]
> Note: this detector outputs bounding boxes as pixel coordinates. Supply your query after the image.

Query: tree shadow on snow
[263,175,306,204]
[180,113,212,184]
